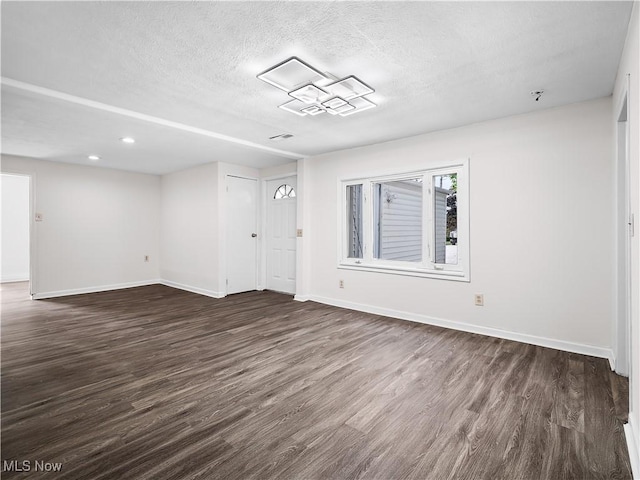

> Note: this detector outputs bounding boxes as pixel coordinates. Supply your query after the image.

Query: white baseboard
[1,275,29,283]
[159,280,224,299]
[31,279,225,300]
[608,351,617,371]
[27,284,616,363]
[626,421,640,480]
[307,294,614,360]
[32,279,161,300]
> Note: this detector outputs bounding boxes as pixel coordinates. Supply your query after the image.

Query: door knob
[251,233,257,238]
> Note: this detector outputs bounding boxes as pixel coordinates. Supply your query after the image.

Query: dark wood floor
[0,281,631,479]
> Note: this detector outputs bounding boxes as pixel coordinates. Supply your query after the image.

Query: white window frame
[338,158,470,282]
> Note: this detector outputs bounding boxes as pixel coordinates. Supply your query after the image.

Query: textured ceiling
[1,1,634,174]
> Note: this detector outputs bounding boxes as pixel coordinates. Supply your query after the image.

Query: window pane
[433,173,457,264]
[274,184,295,199]
[346,184,363,258]
[373,178,422,262]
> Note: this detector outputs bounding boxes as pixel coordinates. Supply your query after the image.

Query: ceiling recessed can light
[88,155,100,161]
[120,137,135,144]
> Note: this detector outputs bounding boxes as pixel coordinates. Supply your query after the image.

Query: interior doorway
[616,91,631,376]
[1,173,31,295]
[226,175,258,295]
[265,177,297,294]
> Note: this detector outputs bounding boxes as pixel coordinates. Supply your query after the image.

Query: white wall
[1,174,30,282]
[159,161,262,297]
[160,162,219,296]
[1,155,161,297]
[613,3,640,475]
[260,162,297,180]
[301,97,614,356]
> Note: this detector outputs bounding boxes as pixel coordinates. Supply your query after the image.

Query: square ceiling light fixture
[257,56,377,118]
[289,84,329,104]
[323,76,374,100]
[257,57,328,92]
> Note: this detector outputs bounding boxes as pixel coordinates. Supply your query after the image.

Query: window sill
[338,263,470,282]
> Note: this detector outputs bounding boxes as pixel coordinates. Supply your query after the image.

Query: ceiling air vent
[269,133,293,141]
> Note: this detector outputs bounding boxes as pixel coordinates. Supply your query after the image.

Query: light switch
[35,213,43,222]
[296,229,303,237]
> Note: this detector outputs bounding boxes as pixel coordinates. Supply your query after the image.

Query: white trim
[32,280,161,300]
[338,263,470,282]
[1,77,304,160]
[27,278,615,361]
[339,158,470,183]
[159,280,225,299]
[306,294,614,360]
[625,420,640,480]
[614,76,632,376]
[608,351,617,371]
[30,279,226,300]
[1,275,30,283]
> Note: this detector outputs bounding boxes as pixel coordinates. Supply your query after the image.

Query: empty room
[1,1,639,479]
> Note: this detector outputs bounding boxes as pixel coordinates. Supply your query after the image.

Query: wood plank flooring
[0,281,632,479]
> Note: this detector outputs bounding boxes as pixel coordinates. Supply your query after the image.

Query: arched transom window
[274,184,296,199]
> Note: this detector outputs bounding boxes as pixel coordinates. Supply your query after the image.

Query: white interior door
[266,177,297,294]
[227,175,257,295]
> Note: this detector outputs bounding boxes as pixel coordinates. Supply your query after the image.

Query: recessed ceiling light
[88,155,101,161]
[120,137,135,144]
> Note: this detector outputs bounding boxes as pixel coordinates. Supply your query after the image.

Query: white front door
[227,175,258,295]
[266,177,297,294]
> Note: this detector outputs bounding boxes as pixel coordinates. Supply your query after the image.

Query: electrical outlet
[339,280,344,289]
[35,212,43,222]
[144,255,149,262]
[296,229,303,237]
[474,294,484,306]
